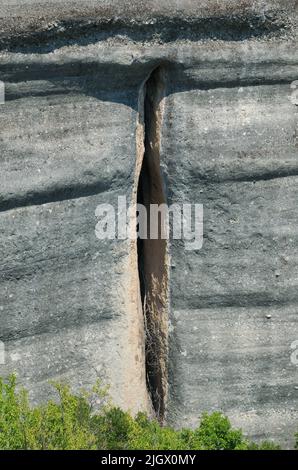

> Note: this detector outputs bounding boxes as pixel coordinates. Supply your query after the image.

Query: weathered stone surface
[0,49,152,413]
[163,60,298,446]
[0,0,297,448]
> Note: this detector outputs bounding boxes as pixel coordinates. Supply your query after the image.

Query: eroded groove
[189,167,298,185]
[137,67,169,422]
[0,180,113,213]
[0,11,291,52]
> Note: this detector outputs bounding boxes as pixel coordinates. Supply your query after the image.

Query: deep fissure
[137,67,169,422]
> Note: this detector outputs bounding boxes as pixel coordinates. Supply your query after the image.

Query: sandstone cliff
[0,0,297,447]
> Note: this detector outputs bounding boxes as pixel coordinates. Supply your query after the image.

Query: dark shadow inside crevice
[137,67,168,422]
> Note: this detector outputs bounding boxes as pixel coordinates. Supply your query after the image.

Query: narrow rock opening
[137,67,169,422]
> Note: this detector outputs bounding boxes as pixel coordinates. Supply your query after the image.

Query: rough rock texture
[0,0,298,448]
[164,55,298,446]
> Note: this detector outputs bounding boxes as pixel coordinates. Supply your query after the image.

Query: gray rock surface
[0,0,297,448]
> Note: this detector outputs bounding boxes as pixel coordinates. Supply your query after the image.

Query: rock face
[0,0,297,447]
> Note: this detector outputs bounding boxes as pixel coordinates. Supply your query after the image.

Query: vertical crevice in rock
[137,66,169,422]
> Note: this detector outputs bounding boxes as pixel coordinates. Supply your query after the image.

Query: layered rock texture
[0,0,298,447]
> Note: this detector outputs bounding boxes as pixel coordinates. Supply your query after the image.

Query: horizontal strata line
[0,77,295,108]
[2,76,296,91]
[185,77,297,91]
[0,13,290,51]
[176,293,298,310]
[1,169,297,214]
[0,180,116,213]
[175,303,298,313]
[0,314,117,344]
[225,170,298,184]
[191,169,298,184]
[176,301,298,311]
[0,250,95,278]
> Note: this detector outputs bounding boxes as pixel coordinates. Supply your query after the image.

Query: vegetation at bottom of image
[0,374,288,450]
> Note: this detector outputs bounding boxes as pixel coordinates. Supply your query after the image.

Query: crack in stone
[137,66,169,422]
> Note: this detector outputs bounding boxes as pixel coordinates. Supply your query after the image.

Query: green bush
[0,375,98,449]
[128,412,188,450]
[180,412,246,450]
[0,375,281,450]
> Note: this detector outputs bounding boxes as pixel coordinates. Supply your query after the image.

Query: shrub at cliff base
[0,375,281,450]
